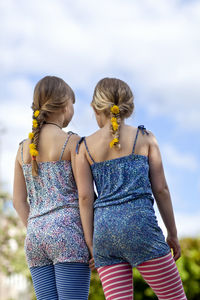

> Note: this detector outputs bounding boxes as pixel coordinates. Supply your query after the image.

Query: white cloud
[0,0,199,233]
[0,0,200,129]
[162,144,199,171]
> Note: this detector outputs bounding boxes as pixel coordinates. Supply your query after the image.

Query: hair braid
[92,78,134,149]
[110,109,121,149]
[28,76,75,177]
[30,109,46,176]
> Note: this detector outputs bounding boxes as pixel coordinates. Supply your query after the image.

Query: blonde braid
[110,105,121,149]
[92,78,134,150]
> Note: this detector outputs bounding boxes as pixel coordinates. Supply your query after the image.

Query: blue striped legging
[30,262,91,300]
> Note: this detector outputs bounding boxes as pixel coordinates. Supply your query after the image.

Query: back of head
[91,77,134,149]
[30,76,75,176]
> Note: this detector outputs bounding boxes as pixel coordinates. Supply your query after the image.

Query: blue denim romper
[77,126,170,268]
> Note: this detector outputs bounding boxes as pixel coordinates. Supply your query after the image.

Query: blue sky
[0,0,200,237]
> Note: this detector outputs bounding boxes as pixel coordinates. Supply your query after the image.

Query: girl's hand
[88,246,96,270]
[89,257,96,271]
[166,235,181,261]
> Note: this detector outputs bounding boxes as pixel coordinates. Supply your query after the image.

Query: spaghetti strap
[132,125,149,154]
[19,139,26,164]
[83,138,95,163]
[76,137,95,163]
[59,131,74,161]
[76,137,85,154]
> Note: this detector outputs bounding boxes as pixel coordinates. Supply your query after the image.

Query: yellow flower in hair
[29,143,36,150]
[34,110,40,118]
[28,132,34,140]
[111,105,119,114]
[30,149,39,157]
[111,117,117,123]
[112,121,118,131]
[33,119,38,128]
[110,138,119,148]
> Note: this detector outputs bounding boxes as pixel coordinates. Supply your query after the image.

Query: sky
[0,0,200,237]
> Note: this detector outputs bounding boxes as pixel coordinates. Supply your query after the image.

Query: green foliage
[89,271,105,300]
[0,197,27,277]
[176,238,200,300]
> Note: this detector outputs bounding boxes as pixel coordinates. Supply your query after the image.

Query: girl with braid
[13,76,91,300]
[76,78,187,299]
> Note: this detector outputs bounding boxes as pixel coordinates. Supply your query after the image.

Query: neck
[45,122,62,130]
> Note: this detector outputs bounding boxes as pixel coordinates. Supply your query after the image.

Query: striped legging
[98,253,187,300]
[30,262,91,300]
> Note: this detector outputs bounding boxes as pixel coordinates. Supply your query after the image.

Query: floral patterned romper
[21,132,89,268]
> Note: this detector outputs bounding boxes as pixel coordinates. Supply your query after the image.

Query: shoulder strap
[19,139,26,164]
[75,137,95,163]
[83,138,95,163]
[76,137,84,154]
[132,125,149,154]
[59,131,74,161]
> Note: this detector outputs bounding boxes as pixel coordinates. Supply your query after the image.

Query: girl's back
[20,127,79,219]
[85,124,149,163]
[81,124,153,208]
[13,76,90,271]
[76,77,187,300]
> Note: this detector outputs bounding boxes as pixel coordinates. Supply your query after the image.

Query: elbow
[153,185,169,198]
[79,194,94,206]
[13,197,17,208]
[13,196,27,210]
[13,198,19,210]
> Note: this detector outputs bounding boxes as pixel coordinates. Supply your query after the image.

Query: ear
[92,106,100,115]
[62,106,67,113]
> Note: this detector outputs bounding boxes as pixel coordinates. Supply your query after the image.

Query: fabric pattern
[78,126,170,268]
[21,133,90,267]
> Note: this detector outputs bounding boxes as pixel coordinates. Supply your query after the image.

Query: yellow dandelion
[110,138,119,148]
[111,117,117,123]
[111,105,119,114]
[29,143,36,150]
[34,110,40,118]
[28,132,34,140]
[112,121,118,131]
[32,119,38,128]
[30,149,39,157]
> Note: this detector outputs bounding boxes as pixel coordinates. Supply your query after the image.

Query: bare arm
[75,142,94,257]
[13,146,30,227]
[148,134,181,260]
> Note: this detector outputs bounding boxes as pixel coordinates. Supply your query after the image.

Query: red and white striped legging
[97,253,187,300]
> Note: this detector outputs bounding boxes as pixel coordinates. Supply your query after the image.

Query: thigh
[137,253,187,300]
[97,263,133,300]
[55,262,91,300]
[30,264,58,300]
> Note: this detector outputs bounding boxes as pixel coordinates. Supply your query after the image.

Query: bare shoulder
[68,132,81,143]
[146,130,159,148]
[138,128,158,146]
[67,132,81,150]
[86,129,101,141]
[17,138,29,165]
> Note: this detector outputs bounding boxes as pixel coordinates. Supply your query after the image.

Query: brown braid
[30,76,75,176]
